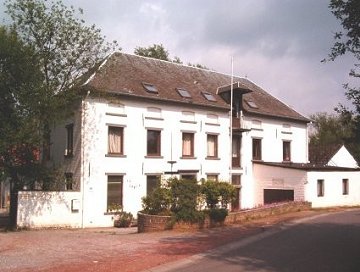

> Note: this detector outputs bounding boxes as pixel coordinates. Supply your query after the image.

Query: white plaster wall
[17,191,82,228]
[253,164,306,206]
[80,97,231,227]
[238,115,308,208]
[306,171,360,208]
[328,146,359,168]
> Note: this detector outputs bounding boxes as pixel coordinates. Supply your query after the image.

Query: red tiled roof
[82,52,309,122]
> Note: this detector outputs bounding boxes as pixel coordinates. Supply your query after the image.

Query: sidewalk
[0,210,325,272]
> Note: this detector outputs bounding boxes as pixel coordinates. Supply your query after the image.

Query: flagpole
[229,57,234,183]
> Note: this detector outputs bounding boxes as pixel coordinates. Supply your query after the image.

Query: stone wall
[138,201,311,233]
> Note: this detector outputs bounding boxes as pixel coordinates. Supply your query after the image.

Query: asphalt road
[152,209,360,272]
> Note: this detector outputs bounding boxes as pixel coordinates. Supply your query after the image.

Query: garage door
[264,189,294,204]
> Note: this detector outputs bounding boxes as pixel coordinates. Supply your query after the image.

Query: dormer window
[176,88,191,98]
[202,91,216,102]
[142,83,158,94]
[245,99,258,109]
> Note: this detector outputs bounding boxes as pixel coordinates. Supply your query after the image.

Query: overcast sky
[1,0,356,117]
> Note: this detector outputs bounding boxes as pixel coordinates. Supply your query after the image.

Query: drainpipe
[81,91,90,228]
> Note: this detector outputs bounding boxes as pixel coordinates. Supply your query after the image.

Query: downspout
[81,91,90,228]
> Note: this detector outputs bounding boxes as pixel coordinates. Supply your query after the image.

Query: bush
[170,178,201,223]
[208,208,228,223]
[114,211,133,227]
[141,186,172,215]
[201,180,236,208]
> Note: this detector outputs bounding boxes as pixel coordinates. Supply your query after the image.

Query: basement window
[142,82,158,94]
[176,88,192,98]
[202,91,216,102]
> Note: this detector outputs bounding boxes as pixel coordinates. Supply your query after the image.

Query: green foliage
[141,185,172,216]
[114,211,133,228]
[208,208,228,223]
[201,180,236,209]
[141,178,235,224]
[169,178,202,222]
[309,112,360,164]
[325,0,360,165]
[134,44,170,61]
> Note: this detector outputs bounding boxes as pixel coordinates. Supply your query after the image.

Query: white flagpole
[230,57,234,183]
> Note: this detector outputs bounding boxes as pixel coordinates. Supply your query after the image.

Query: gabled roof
[81,52,309,122]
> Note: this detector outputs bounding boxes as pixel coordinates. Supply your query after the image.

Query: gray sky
[1,0,356,117]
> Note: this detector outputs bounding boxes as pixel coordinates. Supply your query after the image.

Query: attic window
[176,88,192,98]
[142,83,158,94]
[245,99,258,109]
[202,91,216,102]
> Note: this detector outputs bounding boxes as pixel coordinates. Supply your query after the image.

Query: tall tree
[325,0,360,162]
[134,44,170,61]
[2,0,118,228]
[0,26,44,228]
[309,112,359,163]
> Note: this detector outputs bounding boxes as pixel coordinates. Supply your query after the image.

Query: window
[207,174,218,182]
[232,136,241,167]
[177,88,191,98]
[65,124,74,157]
[182,133,194,157]
[232,175,241,186]
[181,174,196,181]
[202,91,217,102]
[342,179,349,195]
[147,175,160,195]
[252,138,262,160]
[107,175,123,211]
[142,82,158,94]
[147,130,161,156]
[65,173,73,191]
[245,99,258,109]
[317,179,324,197]
[108,126,124,155]
[283,141,291,161]
[207,134,218,158]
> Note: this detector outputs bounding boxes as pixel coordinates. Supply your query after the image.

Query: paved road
[152,209,360,272]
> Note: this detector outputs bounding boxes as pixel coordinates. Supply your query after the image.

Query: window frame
[317,179,324,197]
[65,124,74,157]
[146,175,161,196]
[107,175,123,211]
[108,126,124,155]
[182,132,195,158]
[146,129,161,157]
[252,138,262,160]
[283,141,291,162]
[206,134,218,159]
[342,179,349,195]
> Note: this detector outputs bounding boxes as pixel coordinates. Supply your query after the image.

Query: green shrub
[201,180,236,208]
[114,211,133,227]
[169,178,201,223]
[208,208,228,223]
[141,186,172,215]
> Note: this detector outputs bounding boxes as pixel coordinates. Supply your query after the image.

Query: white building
[16,53,360,228]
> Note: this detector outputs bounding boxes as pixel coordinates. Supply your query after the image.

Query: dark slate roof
[82,52,309,122]
[308,144,343,166]
[253,161,360,172]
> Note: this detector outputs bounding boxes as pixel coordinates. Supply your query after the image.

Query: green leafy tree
[0,26,45,228]
[2,0,118,228]
[309,112,359,163]
[134,44,170,61]
[325,0,360,163]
